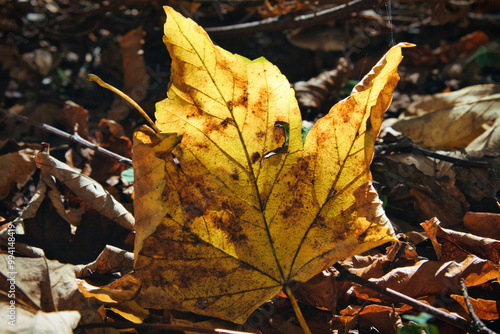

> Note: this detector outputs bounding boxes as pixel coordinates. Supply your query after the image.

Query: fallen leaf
[350,254,499,303]
[466,123,500,152]
[127,7,409,323]
[463,211,500,239]
[0,140,37,200]
[34,149,134,231]
[392,84,500,150]
[78,280,149,323]
[74,244,133,278]
[453,165,500,212]
[0,255,110,333]
[120,26,149,103]
[451,295,500,320]
[422,217,500,263]
[0,305,81,334]
[381,156,468,226]
[61,100,90,140]
[336,304,402,334]
[90,119,132,183]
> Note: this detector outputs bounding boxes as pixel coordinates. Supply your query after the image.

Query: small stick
[333,263,473,332]
[88,74,161,134]
[459,279,496,334]
[205,0,371,36]
[0,108,132,166]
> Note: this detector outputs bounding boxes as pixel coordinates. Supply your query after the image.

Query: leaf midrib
[171,14,286,284]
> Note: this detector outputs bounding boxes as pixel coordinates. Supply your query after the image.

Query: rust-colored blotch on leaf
[126,6,411,324]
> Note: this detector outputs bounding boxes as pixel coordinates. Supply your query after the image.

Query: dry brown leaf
[34,149,134,231]
[0,140,37,200]
[74,244,133,278]
[337,304,402,334]
[0,255,113,334]
[121,26,149,102]
[61,100,90,140]
[422,217,500,263]
[392,84,500,150]
[350,254,499,302]
[453,165,500,212]
[463,211,500,239]
[90,119,132,183]
[451,295,500,321]
[382,156,468,226]
[0,305,81,334]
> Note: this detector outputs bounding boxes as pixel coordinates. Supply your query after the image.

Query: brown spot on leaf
[230,171,239,180]
[256,131,266,139]
[227,101,233,111]
[251,152,261,164]
[220,117,233,129]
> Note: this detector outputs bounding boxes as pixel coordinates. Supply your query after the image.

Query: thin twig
[0,108,132,166]
[205,0,372,36]
[411,146,492,168]
[77,321,256,334]
[333,263,473,332]
[459,279,496,334]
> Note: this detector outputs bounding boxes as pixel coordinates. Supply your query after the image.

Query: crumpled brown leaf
[422,217,500,263]
[350,254,499,302]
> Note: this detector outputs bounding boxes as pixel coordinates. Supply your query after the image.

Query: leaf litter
[0,1,500,333]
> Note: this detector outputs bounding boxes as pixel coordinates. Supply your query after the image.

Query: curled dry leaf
[74,244,133,278]
[123,7,411,323]
[350,254,499,303]
[34,150,134,231]
[422,217,500,263]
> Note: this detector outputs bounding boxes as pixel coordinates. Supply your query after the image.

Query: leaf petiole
[284,284,312,334]
[88,74,161,133]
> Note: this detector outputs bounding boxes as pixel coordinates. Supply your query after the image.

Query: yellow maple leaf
[129,6,411,324]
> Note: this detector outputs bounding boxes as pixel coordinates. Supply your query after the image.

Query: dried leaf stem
[87,74,161,133]
[0,108,132,166]
[284,284,312,334]
[333,263,480,332]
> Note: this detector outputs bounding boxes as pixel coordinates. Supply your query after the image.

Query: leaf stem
[88,74,161,134]
[284,284,312,334]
